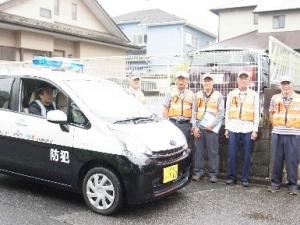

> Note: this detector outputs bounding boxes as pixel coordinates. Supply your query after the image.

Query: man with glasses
[29,82,56,117]
[269,76,300,195]
[192,73,224,182]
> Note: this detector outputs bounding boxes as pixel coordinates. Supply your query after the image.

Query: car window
[0,77,14,110]
[21,78,68,118]
[70,101,90,128]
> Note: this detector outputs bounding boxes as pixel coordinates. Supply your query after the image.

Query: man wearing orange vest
[192,73,224,182]
[163,71,194,141]
[269,76,300,195]
[225,71,259,187]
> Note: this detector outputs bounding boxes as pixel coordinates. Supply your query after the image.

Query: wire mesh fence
[0,50,269,116]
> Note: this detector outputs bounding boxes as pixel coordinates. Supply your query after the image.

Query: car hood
[109,119,186,152]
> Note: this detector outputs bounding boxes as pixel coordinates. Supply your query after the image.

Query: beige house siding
[258,10,300,33]
[17,31,54,52]
[55,0,108,33]
[0,29,16,47]
[0,0,132,61]
[218,8,258,41]
[54,39,75,57]
[3,0,108,33]
[4,0,54,22]
[79,42,127,58]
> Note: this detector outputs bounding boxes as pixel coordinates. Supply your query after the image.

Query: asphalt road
[0,174,299,225]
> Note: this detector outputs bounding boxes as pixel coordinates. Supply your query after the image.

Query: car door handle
[15,120,28,127]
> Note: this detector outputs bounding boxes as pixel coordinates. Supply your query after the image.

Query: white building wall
[218,8,257,41]
[258,10,300,33]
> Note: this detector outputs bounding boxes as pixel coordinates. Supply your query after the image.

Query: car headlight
[183,141,188,150]
[112,130,153,158]
[122,140,153,158]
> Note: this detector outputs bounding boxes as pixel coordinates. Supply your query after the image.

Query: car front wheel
[82,167,123,215]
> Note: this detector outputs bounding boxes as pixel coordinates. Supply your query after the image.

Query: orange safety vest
[196,90,220,120]
[228,89,256,122]
[168,89,194,118]
[272,93,300,128]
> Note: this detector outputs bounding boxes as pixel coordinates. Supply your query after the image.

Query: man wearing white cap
[269,76,300,195]
[225,71,259,187]
[163,71,194,140]
[192,73,224,182]
[127,72,146,105]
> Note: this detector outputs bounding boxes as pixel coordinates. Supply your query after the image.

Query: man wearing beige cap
[269,76,300,195]
[127,72,146,105]
[192,73,224,182]
[163,71,194,140]
[225,71,259,187]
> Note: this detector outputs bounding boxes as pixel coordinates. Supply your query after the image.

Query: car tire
[82,167,123,215]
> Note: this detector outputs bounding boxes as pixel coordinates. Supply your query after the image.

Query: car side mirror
[47,110,67,124]
[47,110,69,132]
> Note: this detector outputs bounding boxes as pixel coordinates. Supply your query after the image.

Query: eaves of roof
[200,30,300,51]
[210,5,257,15]
[253,7,300,13]
[0,12,139,49]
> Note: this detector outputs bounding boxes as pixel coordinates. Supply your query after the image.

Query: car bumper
[122,148,192,204]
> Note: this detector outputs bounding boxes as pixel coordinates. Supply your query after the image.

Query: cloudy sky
[98,0,235,35]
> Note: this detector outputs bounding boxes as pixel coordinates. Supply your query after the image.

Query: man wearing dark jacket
[29,83,56,117]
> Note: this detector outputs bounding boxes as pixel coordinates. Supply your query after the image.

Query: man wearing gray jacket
[192,74,224,183]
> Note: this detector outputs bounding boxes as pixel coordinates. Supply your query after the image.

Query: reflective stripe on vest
[272,93,300,128]
[196,91,220,120]
[35,100,56,118]
[168,90,193,118]
[228,89,256,122]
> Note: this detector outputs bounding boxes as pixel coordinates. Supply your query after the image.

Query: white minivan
[0,69,192,215]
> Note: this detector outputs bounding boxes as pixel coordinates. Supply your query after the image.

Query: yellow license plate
[163,164,178,184]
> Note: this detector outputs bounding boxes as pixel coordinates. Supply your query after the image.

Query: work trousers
[194,129,219,177]
[271,134,300,189]
[227,131,254,182]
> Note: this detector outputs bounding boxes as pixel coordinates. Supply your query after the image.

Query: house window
[132,34,147,46]
[0,46,16,61]
[253,13,258,25]
[273,15,285,29]
[54,0,59,16]
[186,32,198,48]
[72,3,77,20]
[53,50,65,57]
[40,7,52,18]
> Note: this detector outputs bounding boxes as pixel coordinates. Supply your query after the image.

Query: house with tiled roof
[209,0,300,52]
[0,0,137,61]
[114,9,216,56]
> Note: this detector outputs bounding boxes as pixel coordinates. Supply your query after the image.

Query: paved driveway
[0,175,298,225]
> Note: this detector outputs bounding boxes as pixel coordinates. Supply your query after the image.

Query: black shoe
[288,187,298,196]
[226,179,236,185]
[241,181,249,187]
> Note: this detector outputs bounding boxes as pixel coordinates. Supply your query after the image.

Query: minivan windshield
[66,80,153,123]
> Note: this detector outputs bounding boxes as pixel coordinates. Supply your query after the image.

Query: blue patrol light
[32,56,84,72]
